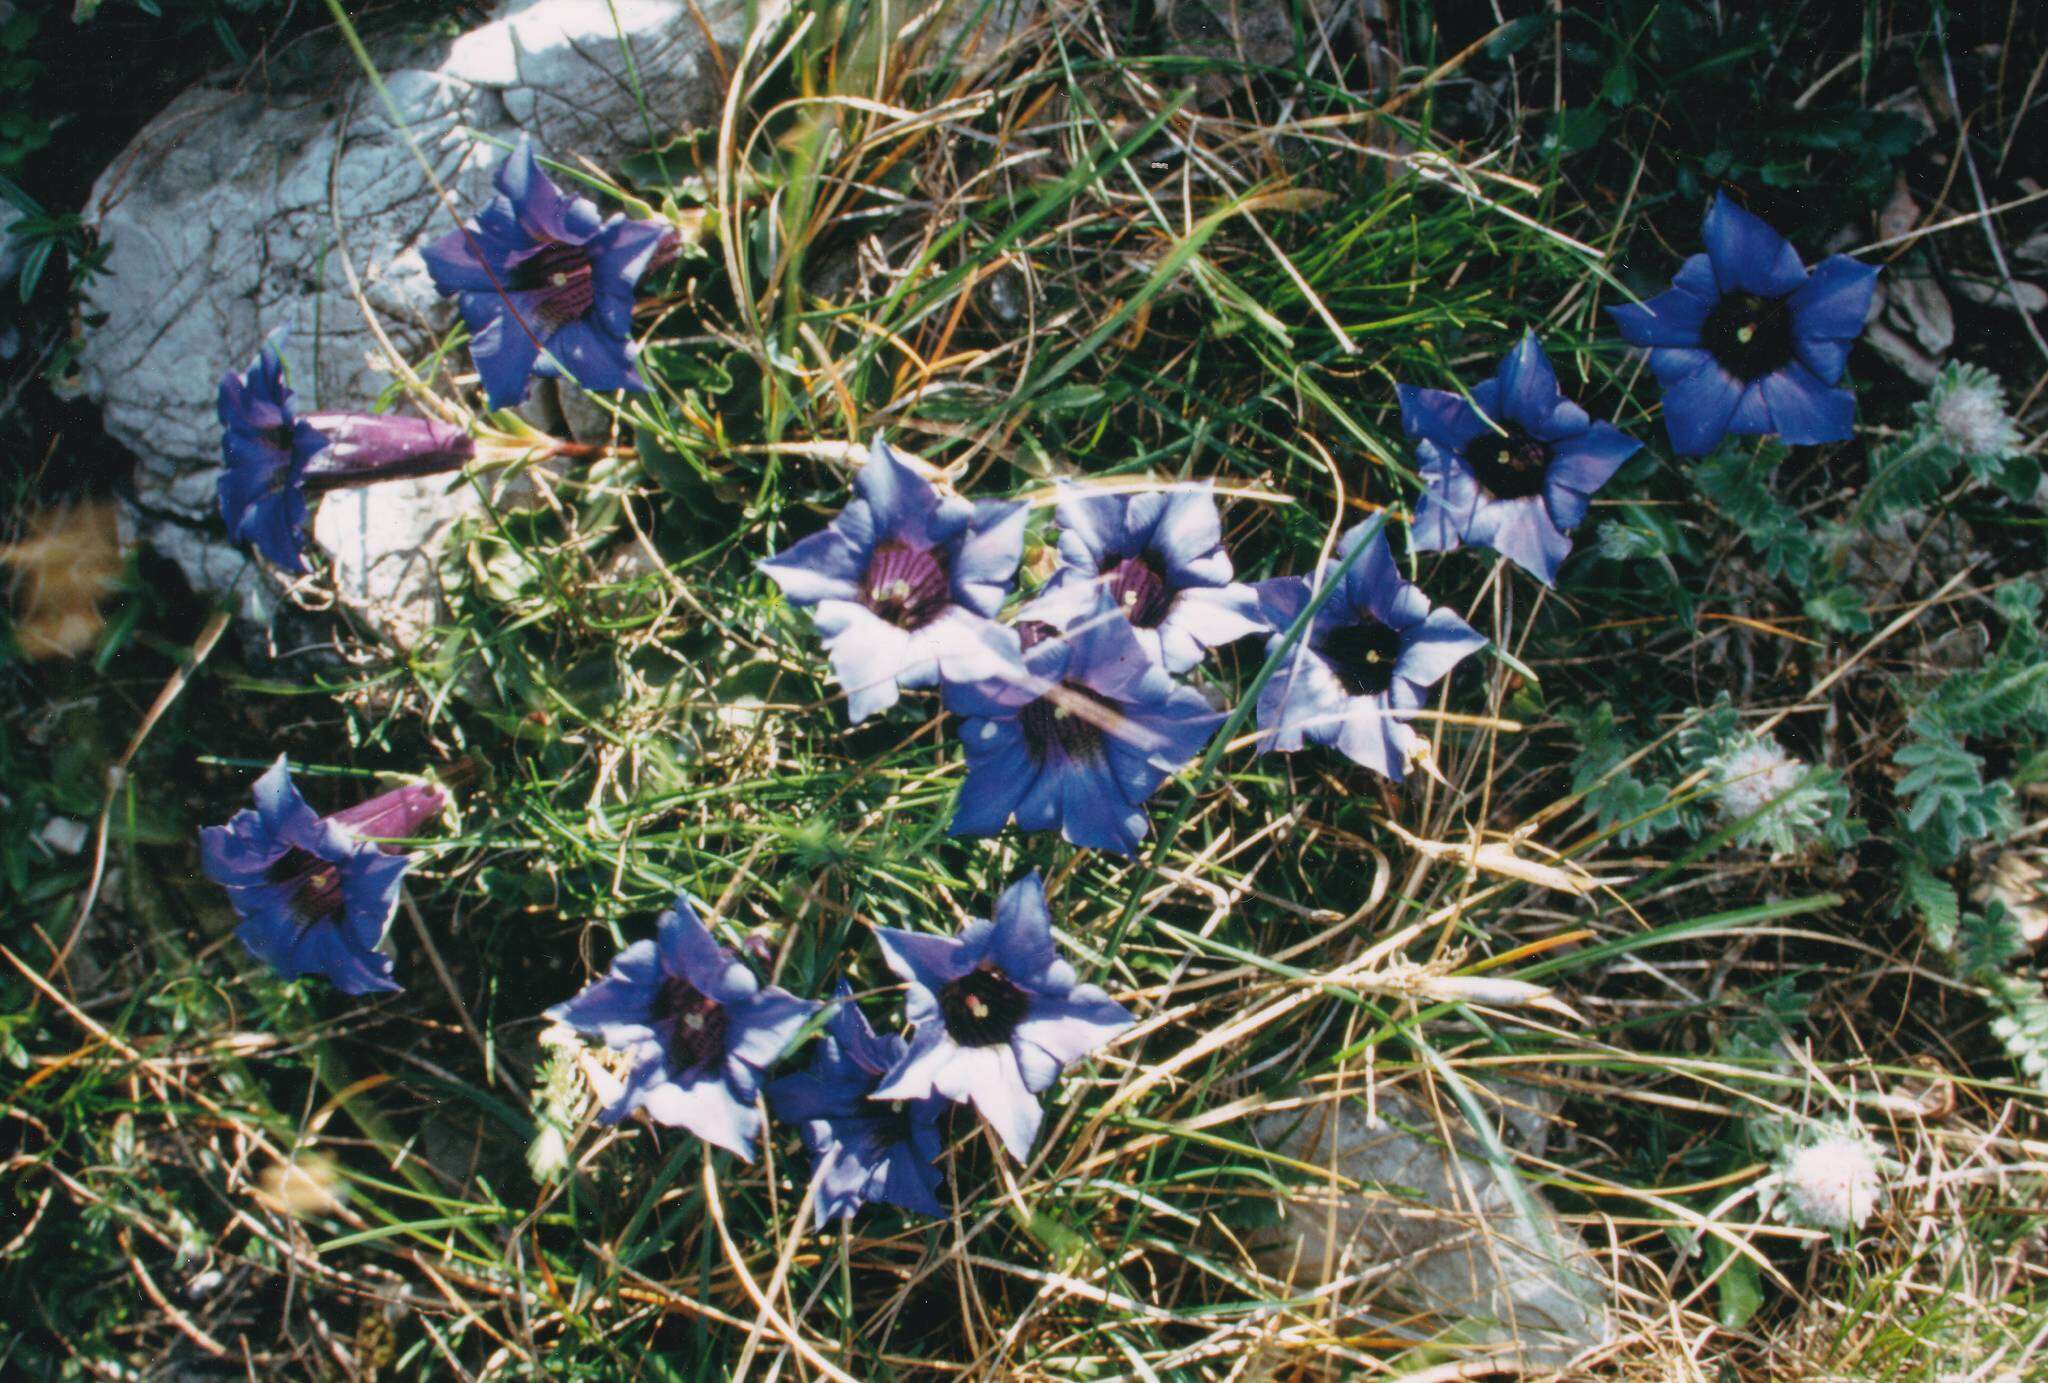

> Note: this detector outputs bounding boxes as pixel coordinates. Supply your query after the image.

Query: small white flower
[1771,1122,1891,1231]
[1925,364,2021,462]
[1712,734,1808,823]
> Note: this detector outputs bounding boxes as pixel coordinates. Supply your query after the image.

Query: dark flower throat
[1464,424,1552,501]
[1701,290,1797,382]
[266,848,346,926]
[654,976,729,1073]
[862,541,950,630]
[1105,555,1171,628]
[938,966,1031,1046]
[507,241,597,333]
[1013,620,1115,765]
[1321,616,1405,697]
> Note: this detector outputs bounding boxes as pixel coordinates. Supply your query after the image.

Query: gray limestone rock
[1251,1085,1612,1370]
[77,0,771,640]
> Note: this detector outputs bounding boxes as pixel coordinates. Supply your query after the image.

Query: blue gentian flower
[1609,193,1879,455]
[199,756,446,995]
[945,590,1226,856]
[1255,525,1486,781]
[217,339,331,572]
[765,983,948,1223]
[758,437,1029,723]
[1027,480,1267,672]
[1397,332,1642,585]
[872,871,1132,1162]
[218,342,477,572]
[421,136,670,409]
[545,895,819,1160]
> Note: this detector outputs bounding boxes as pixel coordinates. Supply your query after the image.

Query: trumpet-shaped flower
[759,437,1029,722]
[545,896,819,1160]
[1397,332,1641,584]
[1028,481,1266,672]
[422,136,670,409]
[218,342,475,572]
[872,872,1131,1161]
[946,590,1225,856]
[766,984,948,1222]
[1609,194,1878,455]
[216,339,332,572]
[199,756,446,995]
[1255,525,1485,781]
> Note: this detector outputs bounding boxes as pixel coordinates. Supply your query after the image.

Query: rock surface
[1252,1085,1612,1369]
[76,0,774,640]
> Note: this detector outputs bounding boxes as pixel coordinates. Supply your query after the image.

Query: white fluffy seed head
[1713,734,1808,823]
[1778,1132,1886,1231]
[1930,368,2021,460]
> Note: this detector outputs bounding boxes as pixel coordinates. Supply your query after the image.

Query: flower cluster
[763,439,1496,840]
[192,165,1890,1236]
[213,139,673,574]
[546,870,1130,1220]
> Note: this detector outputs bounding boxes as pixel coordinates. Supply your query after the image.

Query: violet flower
[199,756,446,995]
[216,338,331,572]
[421,136,670,409]
[545,895,819,1160]
[872,871,1131,1162]
[1397,332,1642,585]
[218,341,476,573]
[765,983,948,1222]
[945,590,1225,856]
[1609,193,1879,455]
[1027,480,1266,672]
[1255,524,1486,781]
[758,436,1029,722]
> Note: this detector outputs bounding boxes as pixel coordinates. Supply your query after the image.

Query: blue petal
[1658,358,1744,456]
[1394,607,1486,688]
[1155,583,1266,673]
[1701,193,1808,298]
[1494,331,1562,430]
[1466,496,1573,585]
[545,938,662,1046]
[1256,642,1350,752]
[465,306,544,409]
[419,226,499,294]
[1789,254,1880,347]
[727,988,821,1070]
[1411,441,1481,553]
[1759,365,1856,445]
[990,871,1065,987]
[626,1062,762,1160]
[656,896,752,1000]
[1398,383,1490,453]
[1608,279,1714,348]
[1147,484,1228,587]
[538,319,642,395]
[949,724,1039,837]
[873,926,972,997]
[815,601,919,721]
[1013,986,1132,1091]
[859,437,969,550]
[1334,687,1415,781]
[1053,483,1131,569]
[758,523,867,606]
[950,498,1028,616]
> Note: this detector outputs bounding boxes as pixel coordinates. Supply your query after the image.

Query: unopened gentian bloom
[946,590,1225,856]
[1028,480,1266,673]
[759,436,1029,722]
[1398,332,1641,585]
[422,135,670,409]
[765,983,947,1222]
[872,871,1132,1162]
[1256,524,1486,781]
[218,340,475,572]
[545,896,818,1159]
[199,756,446,995]
[1609,193,1879,455]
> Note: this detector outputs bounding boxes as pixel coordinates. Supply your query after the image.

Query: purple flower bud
[299,412,476,491]
[198,757,448,995]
